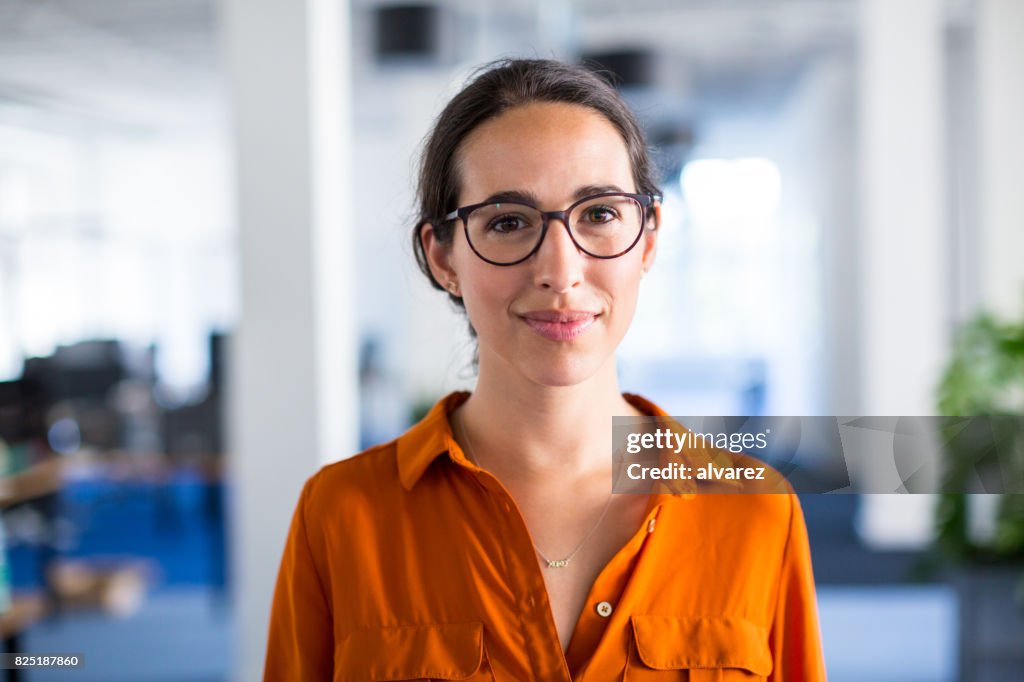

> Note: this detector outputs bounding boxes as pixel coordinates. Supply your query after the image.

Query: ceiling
[0,0,219,137]
[0,0,971,139]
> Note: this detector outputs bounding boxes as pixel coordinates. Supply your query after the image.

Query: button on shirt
[264,391,828,681]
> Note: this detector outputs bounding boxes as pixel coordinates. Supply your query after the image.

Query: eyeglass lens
[465,195,644,263]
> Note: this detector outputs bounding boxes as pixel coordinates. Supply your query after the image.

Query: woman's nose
[532,218,585,293]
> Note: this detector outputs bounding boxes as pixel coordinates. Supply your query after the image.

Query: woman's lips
[519,312,599,341]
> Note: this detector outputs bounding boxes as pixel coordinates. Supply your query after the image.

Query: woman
[264,58,827,681]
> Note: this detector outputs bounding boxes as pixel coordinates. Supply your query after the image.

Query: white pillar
[858,0,948,416]
[976,0,1024,318]
[856,0,946,547]
[220,1,357,680]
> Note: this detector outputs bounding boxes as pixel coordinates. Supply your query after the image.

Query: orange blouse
[264,391,828,681]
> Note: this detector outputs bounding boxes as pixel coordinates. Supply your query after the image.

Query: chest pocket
[625,615,773,681]
[334,621,494,681]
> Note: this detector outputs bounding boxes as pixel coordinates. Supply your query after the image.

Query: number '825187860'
[4,654,83,669]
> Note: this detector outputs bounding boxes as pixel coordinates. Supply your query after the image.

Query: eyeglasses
[440,192,661,266]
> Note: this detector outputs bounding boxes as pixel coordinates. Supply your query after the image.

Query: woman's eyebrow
[573,184,627,199]
[480,189,540,205]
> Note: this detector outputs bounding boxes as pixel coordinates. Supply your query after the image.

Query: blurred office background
[0,0,1021,680]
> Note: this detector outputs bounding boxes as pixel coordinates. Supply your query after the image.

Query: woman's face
[425,101,658,388]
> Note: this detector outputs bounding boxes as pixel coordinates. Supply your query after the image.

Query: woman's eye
[583,206,619,223]
[487,215,528,233]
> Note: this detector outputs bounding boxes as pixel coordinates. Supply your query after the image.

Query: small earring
[447,281,459,295]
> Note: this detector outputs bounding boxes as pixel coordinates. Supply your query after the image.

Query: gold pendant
[546,559,569,568]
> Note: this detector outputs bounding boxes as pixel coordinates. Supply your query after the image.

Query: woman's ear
[641,203,660,274]
[420,222,460,295]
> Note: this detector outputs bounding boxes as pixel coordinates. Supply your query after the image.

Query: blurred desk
[0,459,63,508]
[0,591,49,640]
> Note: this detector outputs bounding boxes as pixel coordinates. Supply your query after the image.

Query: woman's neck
[454,358,645,483]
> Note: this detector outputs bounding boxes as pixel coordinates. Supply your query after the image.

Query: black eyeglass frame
[440,191,662,266]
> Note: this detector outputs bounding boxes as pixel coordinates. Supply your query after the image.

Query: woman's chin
[481,338,615,389]
[520,356,606,389]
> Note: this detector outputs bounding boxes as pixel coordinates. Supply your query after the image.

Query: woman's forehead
[455,102,634,204]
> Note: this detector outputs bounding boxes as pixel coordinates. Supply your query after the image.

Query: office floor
[16,584,957,681]
[21,587,231,682]
[819,585,958,682]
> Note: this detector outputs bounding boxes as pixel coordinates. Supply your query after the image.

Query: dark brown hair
[410,58,661,368]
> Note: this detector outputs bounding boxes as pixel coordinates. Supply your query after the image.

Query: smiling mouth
[519,313,599,341]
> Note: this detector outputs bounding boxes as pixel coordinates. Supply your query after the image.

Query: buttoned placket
[568,501,666,680]
[448,438,668,681]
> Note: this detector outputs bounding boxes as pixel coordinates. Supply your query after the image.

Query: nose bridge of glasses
[539,208,583,254]
[541,207,573,226]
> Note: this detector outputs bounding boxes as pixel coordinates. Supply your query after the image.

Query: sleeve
[768,493,828,681]
[263,473,334,681]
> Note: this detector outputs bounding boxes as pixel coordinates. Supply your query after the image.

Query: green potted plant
[932,309,1024,678]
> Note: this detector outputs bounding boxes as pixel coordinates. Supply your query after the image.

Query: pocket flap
[631,615,772,675]
[336,621,484,680]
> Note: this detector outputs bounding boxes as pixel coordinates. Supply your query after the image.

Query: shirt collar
[396,390,743,492]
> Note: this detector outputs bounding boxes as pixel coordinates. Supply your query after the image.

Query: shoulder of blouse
[302,439,402,510]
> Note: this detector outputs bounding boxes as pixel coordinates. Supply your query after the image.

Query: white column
[220,1,357,680]
[856,0,946,547]
[858,0,948,415]
[976,0,1024,318]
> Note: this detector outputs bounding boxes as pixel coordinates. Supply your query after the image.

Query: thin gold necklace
[455,411,615,569]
